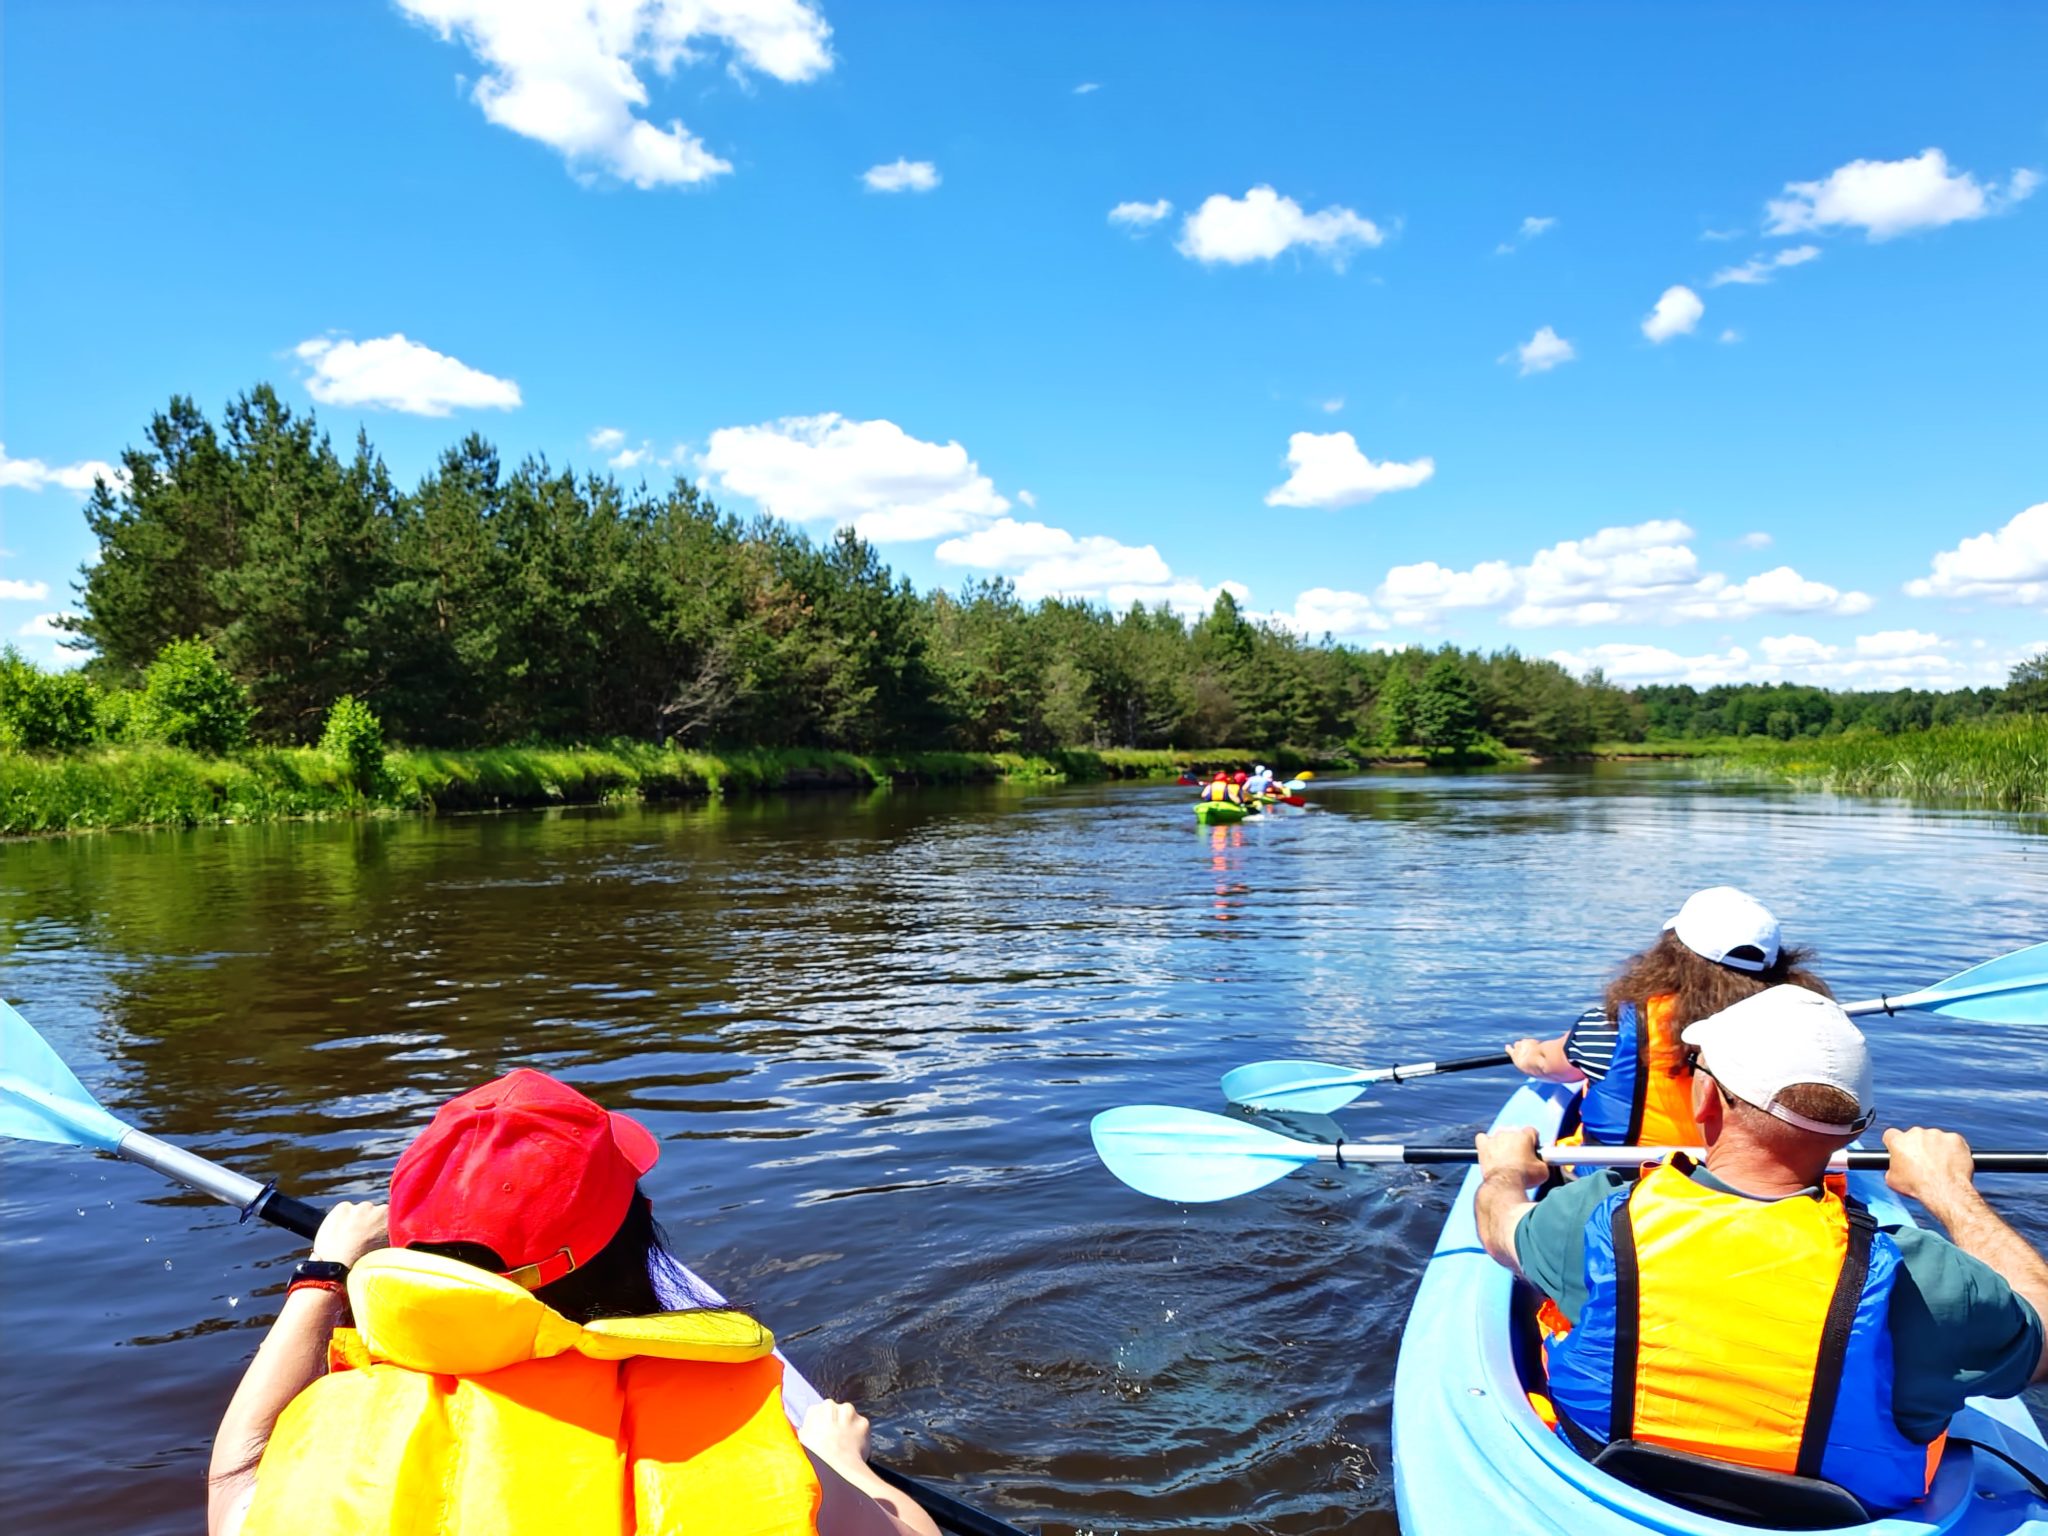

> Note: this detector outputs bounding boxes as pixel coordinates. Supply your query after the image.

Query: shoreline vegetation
[2,386,2042,834]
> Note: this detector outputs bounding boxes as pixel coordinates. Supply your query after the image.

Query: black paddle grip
[252,1187,327,1240]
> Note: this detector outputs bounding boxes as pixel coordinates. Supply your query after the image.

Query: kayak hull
[1393,1082,2048,1536]
[1194,801,1248,823]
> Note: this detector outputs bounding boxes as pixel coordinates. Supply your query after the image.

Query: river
[4,767,2045,1535]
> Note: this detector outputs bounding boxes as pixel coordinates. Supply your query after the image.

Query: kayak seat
[1586,1440,1872,1531]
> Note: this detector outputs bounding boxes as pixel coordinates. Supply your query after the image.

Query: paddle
[1221,941,2048,1113]
[1092,1104,2048,1204]
[0,1001,1029,1536]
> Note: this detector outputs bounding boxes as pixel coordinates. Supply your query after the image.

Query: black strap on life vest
[1795,1199,1875,1480]
[1607,1191,1643,1441]
[1622,999,1651,1145]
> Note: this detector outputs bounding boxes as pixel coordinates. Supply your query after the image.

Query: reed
[1701,718,2048,810]
[0,742,1347,836]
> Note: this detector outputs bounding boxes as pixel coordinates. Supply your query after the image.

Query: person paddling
[1475,987,2048,1517]
[208,1069,939,1536]
[1505,886,1831,1150]
[1198,771,1241,806]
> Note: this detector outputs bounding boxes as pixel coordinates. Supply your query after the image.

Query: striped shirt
[1563,1006,1618,1081]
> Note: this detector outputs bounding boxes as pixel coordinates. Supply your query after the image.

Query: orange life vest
[238,1249,822,1536]
[1540,1159,1942,1513]
[1558,993,1698,1150]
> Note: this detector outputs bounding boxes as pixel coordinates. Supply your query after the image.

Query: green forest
[5,387,2044,769]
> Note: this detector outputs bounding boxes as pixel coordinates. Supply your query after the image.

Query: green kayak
[1193,801,1247,823]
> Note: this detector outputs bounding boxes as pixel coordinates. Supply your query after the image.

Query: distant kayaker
[207,1070,939,1536]
[1246,765,1274,795]
[1474,987,2048,1516]
[1503,886,1831,1150]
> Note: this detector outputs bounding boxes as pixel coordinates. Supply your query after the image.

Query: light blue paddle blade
[1220,1059,1373,1114]
[1899,941,2048,1024]
[0,1000,131,1151]
[1091,1104,1325,1202]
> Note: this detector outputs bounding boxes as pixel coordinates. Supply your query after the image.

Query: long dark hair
[1605,929,1832,1032]
[412,1186,728,1324]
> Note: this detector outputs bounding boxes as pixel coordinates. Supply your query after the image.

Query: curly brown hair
[1604,929,1832,1032]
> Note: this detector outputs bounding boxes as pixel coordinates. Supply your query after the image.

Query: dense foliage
[45,388,2048,762]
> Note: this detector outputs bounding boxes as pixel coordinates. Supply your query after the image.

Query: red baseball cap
[388,1069,660,1288]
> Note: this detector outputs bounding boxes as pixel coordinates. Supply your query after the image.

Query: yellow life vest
[1542,1159,1941,1512]
[239,1249,822,1536]
[1558,992,1699,1150]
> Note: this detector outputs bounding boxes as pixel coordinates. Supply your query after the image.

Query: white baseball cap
[1680,985,1874,1135]
[1665,886,1782,973]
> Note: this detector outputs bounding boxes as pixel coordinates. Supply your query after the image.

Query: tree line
[20,387,2043,760]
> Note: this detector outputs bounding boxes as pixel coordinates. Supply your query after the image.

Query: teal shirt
[1514,1166,2044,1442]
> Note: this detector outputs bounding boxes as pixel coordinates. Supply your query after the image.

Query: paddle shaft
[1277,1142,2048,1172]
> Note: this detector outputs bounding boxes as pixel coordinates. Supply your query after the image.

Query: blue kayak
[1393,1082,2048,1535]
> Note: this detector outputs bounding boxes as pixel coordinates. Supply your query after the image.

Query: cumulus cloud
[0,443,125,495]
[395,0,831,188]
[1642,285,1704,343]
[1073,81,1100,95]
[1108,198,1172,230]
[864,158,939,193]
[1318,397,1345,414]
[1506,325,1575,376]
[1765,149,2039,241]
[1263,431,1435,510]
[0,578,52,601]
[294,334,521,416]
[702,412,1008,542]
[1737,531,1773,550]
[1367,519,1870,630]
[1709,244,1822,286]
[1016,489,1037,509]
[16,611,70,641]
[1719,329,1742,344]
[1905,502,2048,606]
[1177,185,1385,267]
[587,426,627,451]
[1261,587,1390,640]
[1495,214,1557,254]
[936,518,1172,600]
[1558,629,2012,690]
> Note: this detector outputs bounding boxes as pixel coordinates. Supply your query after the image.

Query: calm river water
[4,768,2046,1535]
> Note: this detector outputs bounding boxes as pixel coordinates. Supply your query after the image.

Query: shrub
[0,646,102,752]
[319,694,386,792]
[134,639,252,755]
[95,686,142,743]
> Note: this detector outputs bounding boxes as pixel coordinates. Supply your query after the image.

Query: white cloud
[863,158,939,193]
[1263,431,1434,510]
[1177,185,1385,268]
[1642,285,1704,343]
[0,444,125,495]
[1073,81,1100,95]
[1566,628,2014,690]
[701,412,1008,542]
[16,612,70,641]
[1108,198,1172,230]
[936,517,1171,600]
[1737,531,1773,550]
[1015,489,1037,509]
[1368,518,1871,630]
[1701,227,1745,242]
[1495,214,1557,254]
[1506,325,1575,376]
[1719,329,1742,344]
[294,334,521,416]
[610,445,651,469]
[1709,244,1822,286]
[1551,641,1758,688]
[1262,587,1390,639]
[588,426,627,451]
[1906,502,2048,606]
[1318,397,1345,414]
[395,1,832,189]
[1765,149,2039,241]
[0,579,51,602]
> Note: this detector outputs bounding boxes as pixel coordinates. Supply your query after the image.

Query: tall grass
[1702,719,2048,810]
[0,742,1350,836]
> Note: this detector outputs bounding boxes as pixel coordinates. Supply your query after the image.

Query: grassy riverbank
[0,742,1351,836]
[1695,718,2048,810]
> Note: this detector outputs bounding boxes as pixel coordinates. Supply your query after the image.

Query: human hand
[799,1399,872,1468]
[309,1199,388,1267]
[1476,1125,1548,1187]
[1506,1038,1551,1077]
[1883,1127,1975,1206]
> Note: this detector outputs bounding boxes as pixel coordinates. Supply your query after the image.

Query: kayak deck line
[1392,1081,2048,1535]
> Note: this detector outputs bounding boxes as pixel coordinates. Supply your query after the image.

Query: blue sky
[4,1,2044,689]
